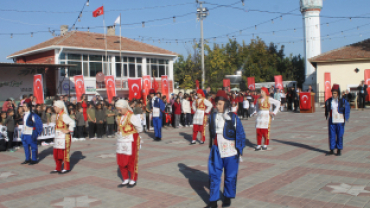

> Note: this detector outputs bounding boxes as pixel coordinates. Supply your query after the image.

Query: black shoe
[262,146,267,151]
[222,197,231,207]
[205,201,218,208]
[29,160,38,165]
[127,182,136,188]
[327,150,334,155]
[21,160,30,165]
[58,170,71,175]
[190,141,196,145]
[117,183,128,188]
[154,137,161,142]
[255,146,262,151]
[336,149,342,156]
[199,141,205,144]
[50,170,61,174]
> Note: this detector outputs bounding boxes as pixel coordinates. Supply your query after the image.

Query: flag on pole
[114,15,121,25]
[92,6,104,17]
[33,74,44,104]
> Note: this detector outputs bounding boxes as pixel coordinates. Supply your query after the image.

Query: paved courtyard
[0,109,370,208]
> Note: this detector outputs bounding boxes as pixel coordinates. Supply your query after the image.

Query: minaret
[300,0,323,90]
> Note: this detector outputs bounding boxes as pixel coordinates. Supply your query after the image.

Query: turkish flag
[223,79,230,92]
[153,79,159,92]
[161,75,169,100]
[92,6,104,17]
[364,69,370,101]
[104,75,116,103]
[274,75,283,90]
[324,72,331,102]
[33,74,44,104]
[196,80,200,90]
[74,75,85,102]
[128,78,142,101]
[300,92,311,110]
[247,77,255,90]
[142,75,151,105]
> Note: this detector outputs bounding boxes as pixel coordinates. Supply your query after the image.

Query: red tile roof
[310,38,370,63]
[8,31,178,58]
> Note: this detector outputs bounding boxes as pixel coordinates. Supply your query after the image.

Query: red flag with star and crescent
[300,92,311,110]
[161,75,169,100]
[324,72,332,102]
[364,69,370,101]
[92,6,104,17]
[128,78,142,101]
[153,79,159,92]
[33,74,44,104]
[247,77,255,90]
[142,75,151,105]
[74,75,85,102]
[104,75,116,103]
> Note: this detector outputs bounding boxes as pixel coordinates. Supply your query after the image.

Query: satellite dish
[96,72,105,82]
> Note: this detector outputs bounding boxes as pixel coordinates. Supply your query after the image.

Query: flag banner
[153,79,159,92]
[324,72,332,102]
[223,79,230,88]
[300,92,312,110]
[142,75,151,105]
[161,75,169,101]
[74,75,85,102]
[247,77,255,90]
[1,124,56,142]
[364,69,370,101]
[92,6,104,17]
[114,15,121,25]
[128,78,142,100]
[196,80,200,90]
[104,75,116,103]
[33,74,44,104]
[274,75,283,90]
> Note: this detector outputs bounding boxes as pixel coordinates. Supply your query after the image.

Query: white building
[7,27,177,99]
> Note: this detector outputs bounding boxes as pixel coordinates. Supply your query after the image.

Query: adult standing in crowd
[357,80,368,110]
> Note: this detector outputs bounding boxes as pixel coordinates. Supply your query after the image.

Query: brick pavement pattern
[0,109,370,208]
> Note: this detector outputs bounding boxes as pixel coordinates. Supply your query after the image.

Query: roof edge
[309,57,370,64]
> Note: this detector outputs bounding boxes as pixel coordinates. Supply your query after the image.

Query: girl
[173,97,181,128]
[165,98,173,127]
[0,111,7,126]
[181,95,191,127]
[69,109,78,142]
[45,107,52,125]
[95,103,105,139]
[106,105,116,137]
[76,107,86,141]
[231,101,238,115]
[87,103,96,140]
[243,96,250,120]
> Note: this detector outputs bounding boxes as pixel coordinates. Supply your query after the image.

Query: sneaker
[49,142,54,145]
[15,146,20,150]
[71,138,78,142]
[7,149,16,152]
[190,125,193,127]
[41,141,49,146]
[190,140,196,145]
[79,138,86,141]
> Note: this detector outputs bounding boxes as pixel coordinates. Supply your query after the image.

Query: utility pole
[197,1,208,89]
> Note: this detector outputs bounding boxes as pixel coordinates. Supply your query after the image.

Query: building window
[115,56,142,78]
[59,53,111,77]
[147,58,169,78]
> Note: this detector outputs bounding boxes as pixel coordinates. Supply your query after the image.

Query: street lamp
[196,1,209,89]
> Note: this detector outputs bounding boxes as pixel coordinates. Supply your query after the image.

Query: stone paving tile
[0,109,370,207]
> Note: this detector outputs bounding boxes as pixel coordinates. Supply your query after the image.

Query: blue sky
[0,0,369,62]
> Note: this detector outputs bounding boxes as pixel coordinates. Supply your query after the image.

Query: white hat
[115,99,132,111]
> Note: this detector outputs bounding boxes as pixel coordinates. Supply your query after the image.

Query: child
[173,97,181,128]
[181,95,191,127]
[5,109,16,152]
[95,103,105,139]
[45,107,52,124]
[69,109,78,142]
[165,99,173,127]
[41,104,48,124]
[87,103,96,140]
[0,111,6,126]
[106,105,116,138]
[76,107,86,141]
[243,96,250,120]
[231,101,238,115]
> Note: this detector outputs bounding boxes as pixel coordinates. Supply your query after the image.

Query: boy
[76,107,86,141]
[5,109,16,152]
[106,105,116,138]
[243,96,250,120]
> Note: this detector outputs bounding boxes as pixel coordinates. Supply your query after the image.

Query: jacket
[149,97,165,119]
[208,111,246,155]
[22,112,43,141]
[173,102,182,115]
[181,100,191,114]
[325,97,350,121]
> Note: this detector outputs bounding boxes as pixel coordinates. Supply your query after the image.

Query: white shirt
[255,97,281,116]
[23,111,34,127]
[56,113,76,132]
[243,100,249,109]
[181,100,191,113]
[192,98,213,114]
[331,98,338,111]
[215,113,225,134]
[120,113,143,133]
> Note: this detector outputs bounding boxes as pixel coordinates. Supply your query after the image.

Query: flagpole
[103,5,108,74]
[119,13,122,91]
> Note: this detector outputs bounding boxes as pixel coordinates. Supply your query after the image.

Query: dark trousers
[88,122,96,138]
[76,126,84,138]
[0,139,6,151]
[359,94,366,108]
[107,124,114,136]
[96,123,104,138]
[7,131,14,150]
[243,108,249,119]
[185,113,192,126]
[238,103,243,116]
